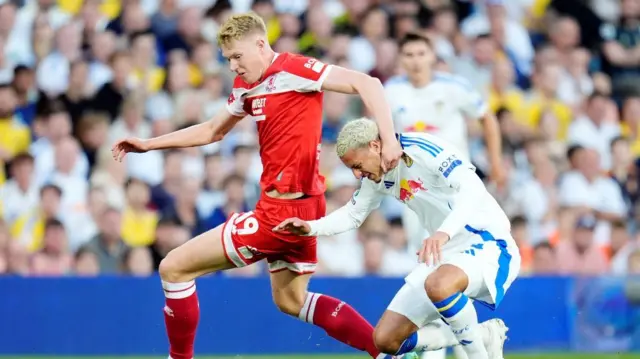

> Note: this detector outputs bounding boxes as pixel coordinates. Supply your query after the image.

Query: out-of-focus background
[1,0,640,357]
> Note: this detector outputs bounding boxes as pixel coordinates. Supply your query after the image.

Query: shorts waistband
[259,192,323,206]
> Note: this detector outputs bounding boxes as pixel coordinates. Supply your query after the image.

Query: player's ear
[256,38,265,52]
[370,140,381,153]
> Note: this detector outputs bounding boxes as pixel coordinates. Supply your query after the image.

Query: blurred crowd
[1,0,640,277]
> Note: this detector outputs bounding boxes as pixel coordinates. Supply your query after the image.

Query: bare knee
[373,326,405,354]
[424,265,468,302]
[159,250,192,283]
[272,288,306,317]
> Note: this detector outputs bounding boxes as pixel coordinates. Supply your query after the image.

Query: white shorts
[387,225,521,327]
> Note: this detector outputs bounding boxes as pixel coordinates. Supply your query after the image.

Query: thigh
[386,282,441,328]
[163,224,236,280]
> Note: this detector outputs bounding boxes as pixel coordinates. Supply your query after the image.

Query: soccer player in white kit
[384,32,504,259]
[274,119,519,359]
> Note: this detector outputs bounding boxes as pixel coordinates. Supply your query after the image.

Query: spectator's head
[274,36,298,54]
[326,33,351,61]
[324,91,350,122]
[54,136,81,174]
[279,13,301,38]
[74,247,100,276]
[491,59,515,91]
[125,178,151,210]
[45,102,71,142]
[374,38,399,74]
[165,61,191,93]
[122,247,154,276]
[0,219,9,255]
[232,144,256,177]
[0,83,17,118]
[573,215,597,253]
[55,22,82,59]
[363,232,385,274]
[0,3,16,36]
[9,153,34,190]
[68,59,88,93]
[533,159,558,187]
[534,45,559,70]
[549,16,580,51]
[329,168,359,203]
[398,32,436,78]
[510,216,529,247]
[88,186,108,219]
[130,30,156,69]
[155,217,180,253]
[586,92,609,125]
[122,95,145,127]
[204,153,225,190]
[611,220,630,256]
[176,177,201,208]
[178,6,203,39]
[99,207,122,241]
[430,6,457,38]
[576,148,601,180]
[611,136,632,170]
[91,30,117,64]
[222,173,246,207]
[532,63,561,98]
[122,1,149,34]
[394,14,418,40]
[496,107,517,137]
[12,65,35,95]
[336,118,385,182]
[192,41,216,71]
[566,144,585,170]
[6,240,30,275]
[388,217,407,250]
[523,137,548,167]
[532,242,557,275]
[40,184,62,218]
[42,219,67,255]
[109,51,132,87]
[539,109,560,141]
[361,6,389,41]
[306,5,333,39]
[163,150,184,183]
[569,48,590,76]
[472,34,495,66]
[77,112,110,150]
[622,0,640,21]
[622,96,640,124]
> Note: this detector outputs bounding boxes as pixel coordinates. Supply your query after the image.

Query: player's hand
[381,139,403,172]
[491,166,507,191]
[273,217,311,235]
[417,231,450,266]
[111,137,151,162]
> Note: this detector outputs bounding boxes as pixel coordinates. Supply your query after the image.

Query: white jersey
[308,132,514,254]
[384,72,488,158]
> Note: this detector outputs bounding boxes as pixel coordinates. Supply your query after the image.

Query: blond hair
[336,118,379,157]
[217,13,267,46]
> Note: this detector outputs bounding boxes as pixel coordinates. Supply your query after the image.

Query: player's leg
[269,267,386,358]
[159,224,237,359]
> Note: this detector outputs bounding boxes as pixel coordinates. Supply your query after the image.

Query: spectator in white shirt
[48,137,89,216]
[87,30,117,94]
[107,96,152,145]
[32,104,89,185]
[36,21,82,96]
[517,159,559,244]
[0,153,38,224]
[347,6,388,73]
[559,148,626,245]
[567,92,621,170]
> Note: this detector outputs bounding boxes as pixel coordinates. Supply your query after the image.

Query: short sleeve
[282,54,333,92]
[436,73,488,119]
[225,81,247,117]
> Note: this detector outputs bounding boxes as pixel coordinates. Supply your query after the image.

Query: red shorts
[221,194,326,274]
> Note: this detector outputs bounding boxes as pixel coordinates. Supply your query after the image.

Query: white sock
[414,320,459,352]
[434,293,488,359]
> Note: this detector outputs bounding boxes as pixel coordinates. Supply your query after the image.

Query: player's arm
[479,111,502,179]
[308,181,383,236]
[146,110,243,150]
[321,66,397,145]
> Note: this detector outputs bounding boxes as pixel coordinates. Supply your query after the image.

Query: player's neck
[257,49,277,82]
[409,71,432,88]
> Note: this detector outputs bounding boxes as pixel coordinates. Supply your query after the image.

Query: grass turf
[2,354,639,359]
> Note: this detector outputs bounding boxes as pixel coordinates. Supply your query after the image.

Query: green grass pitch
[1,356,639,359]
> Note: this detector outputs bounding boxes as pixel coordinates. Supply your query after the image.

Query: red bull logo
[399,178,426,203]
[406,121,439,133]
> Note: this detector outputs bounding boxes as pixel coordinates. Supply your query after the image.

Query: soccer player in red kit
[112,13,404,359]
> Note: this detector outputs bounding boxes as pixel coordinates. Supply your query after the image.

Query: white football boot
[481,318,509,359]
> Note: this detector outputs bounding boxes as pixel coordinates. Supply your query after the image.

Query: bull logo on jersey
[399,178,426,203]
[405,121,439,133]
[266,75,277,92]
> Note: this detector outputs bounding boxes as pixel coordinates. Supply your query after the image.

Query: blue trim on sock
[435,292,469,318]
[395,332,418,355]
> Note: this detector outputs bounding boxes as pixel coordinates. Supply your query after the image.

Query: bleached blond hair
[217,12,267,46]
[336,118,380,157]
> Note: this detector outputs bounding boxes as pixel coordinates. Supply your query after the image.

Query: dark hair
[398,32,433,50]
[129,29,154,44]
[44,218,64,231]
[125,177,148,189]
[495,107,511,121]
[587,91,608,104]
[13,65,32,76]
[533,241,554,252]
[510,215,527,228]
[610,135,628,150]
[10,152,34,167]
[389,217,403,227]
[222,173,245,189]
[566,144,584,161]
[611,219,627,230]
[40,184,63,197]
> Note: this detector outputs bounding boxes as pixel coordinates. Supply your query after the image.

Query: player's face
[399,41,435,76]
[222,35,268,84]
[341,141,384,183]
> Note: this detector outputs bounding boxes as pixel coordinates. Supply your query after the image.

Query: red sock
[162,280,199,359]
[299,292,381,358]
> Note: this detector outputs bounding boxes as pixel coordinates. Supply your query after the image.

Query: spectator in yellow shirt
[0,84,31,185]
[121,178,158,247]
[621,96,640,157]
[130,30,166,93]
[10,184,63,253]
[521,63,573,140]
[488,59,526,115]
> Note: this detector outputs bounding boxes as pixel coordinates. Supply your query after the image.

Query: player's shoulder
[231,75,250,89]
[279,52,328,77]
[384,75,410,89]
[431,71,475,92]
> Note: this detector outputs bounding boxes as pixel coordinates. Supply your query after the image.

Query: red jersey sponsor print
[226,53,332,196]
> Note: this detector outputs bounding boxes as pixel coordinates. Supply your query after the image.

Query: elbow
[353,72,382,94]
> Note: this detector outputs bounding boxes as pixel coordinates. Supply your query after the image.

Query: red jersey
[226,52,330,196]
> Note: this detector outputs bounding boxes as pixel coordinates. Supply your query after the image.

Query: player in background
[112,13,406,359]
[275,118,519,359]
[384,31,505,359]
